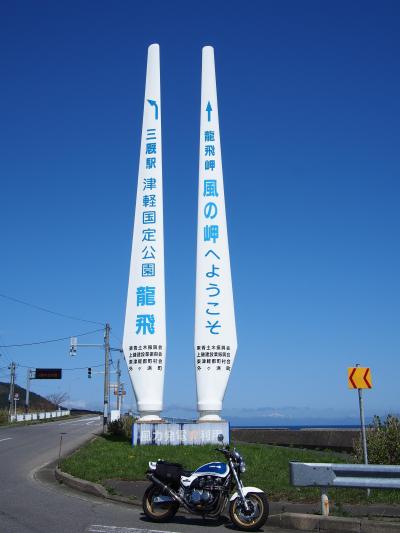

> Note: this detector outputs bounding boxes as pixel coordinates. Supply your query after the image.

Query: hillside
[0,381,56,411]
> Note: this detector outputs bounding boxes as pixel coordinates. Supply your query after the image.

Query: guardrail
[290,462,400,515]
[10,410,70,423]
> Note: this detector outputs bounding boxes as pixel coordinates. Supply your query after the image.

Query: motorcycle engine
[189,489,213,505]
[186,475,223,508]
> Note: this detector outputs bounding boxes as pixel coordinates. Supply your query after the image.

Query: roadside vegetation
[107,416,134,439]
[60,431,400,505]
[0,408,8,425]
[354,414,400,465]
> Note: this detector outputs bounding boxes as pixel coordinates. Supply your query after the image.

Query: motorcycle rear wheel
[142,484,179,522]
[229,492,269,531]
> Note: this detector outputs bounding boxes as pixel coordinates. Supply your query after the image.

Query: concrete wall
[10,410,70,423]
[231,428,359,451]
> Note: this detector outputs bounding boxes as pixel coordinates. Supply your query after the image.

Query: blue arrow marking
[147,99,159,120]
[206,101,212,122]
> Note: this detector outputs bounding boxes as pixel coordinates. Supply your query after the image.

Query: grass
[60,434,400,506]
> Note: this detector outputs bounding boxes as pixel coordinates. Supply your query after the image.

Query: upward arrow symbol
[147,99,159,120]
[206,101,212,122]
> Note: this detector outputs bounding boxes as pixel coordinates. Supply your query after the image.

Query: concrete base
[198,411,222,422]
[132,420,229,445]
[136,411,162,422]
[137,414,163,422]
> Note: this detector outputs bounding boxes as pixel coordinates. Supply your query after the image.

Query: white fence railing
[10,410,70,422]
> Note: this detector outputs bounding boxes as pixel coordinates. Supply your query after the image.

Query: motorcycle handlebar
[215,447,230,455]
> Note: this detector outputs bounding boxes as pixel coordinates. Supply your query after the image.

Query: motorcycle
[142,443,269,531]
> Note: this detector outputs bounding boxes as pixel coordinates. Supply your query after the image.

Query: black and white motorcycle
[142,443,269,531]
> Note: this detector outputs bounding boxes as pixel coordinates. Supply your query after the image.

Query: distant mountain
[0,382,56,411]
[162,404,377,427]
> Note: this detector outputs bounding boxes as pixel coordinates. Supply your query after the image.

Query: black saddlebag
[154,460,184,487]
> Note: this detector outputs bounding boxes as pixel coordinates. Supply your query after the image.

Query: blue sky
[1,1,399,420]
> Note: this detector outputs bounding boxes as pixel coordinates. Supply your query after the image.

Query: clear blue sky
[1,1,399,419]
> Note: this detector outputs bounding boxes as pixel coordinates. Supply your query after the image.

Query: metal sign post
[358,386,368,466]
[14,393,19,417]
[348,363,372,496]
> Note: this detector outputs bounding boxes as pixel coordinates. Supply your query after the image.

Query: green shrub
[107,415,134,440]
[354,414,400,464]
[121,415,134,440]
[0,408,8,425]
[107,419,124,437]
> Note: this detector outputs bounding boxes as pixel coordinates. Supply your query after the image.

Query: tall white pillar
[123,44,166,422]
[195,46,237,422]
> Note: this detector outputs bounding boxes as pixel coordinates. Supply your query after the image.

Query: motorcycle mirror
[217,433,224,443]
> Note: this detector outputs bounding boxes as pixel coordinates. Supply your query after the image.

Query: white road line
[0,437,13,443]
[87,526,181,533]
[59,416,100,426]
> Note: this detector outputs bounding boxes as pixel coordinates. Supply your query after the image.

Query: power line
[63,363,104,371]
[16,362,104,371]
[0,333,13,363]
[0,327,103,348]
[0,292,104,326]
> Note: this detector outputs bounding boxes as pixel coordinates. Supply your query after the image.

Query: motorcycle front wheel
[142,484,179,522]
[229,492,269,531]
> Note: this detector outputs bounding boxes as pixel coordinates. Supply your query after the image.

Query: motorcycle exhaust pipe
[147,474,185,506]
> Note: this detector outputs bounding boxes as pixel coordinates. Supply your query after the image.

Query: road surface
[0,417,306,532]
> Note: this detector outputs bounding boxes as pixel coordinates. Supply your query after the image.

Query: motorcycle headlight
[240,461,246,473]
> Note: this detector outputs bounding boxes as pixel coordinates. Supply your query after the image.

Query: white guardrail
[290,462,400,516]
[10,410,70,422]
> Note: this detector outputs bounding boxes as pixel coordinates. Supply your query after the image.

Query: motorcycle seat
[182,470,193,477]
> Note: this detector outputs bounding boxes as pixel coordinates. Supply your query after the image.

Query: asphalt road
[0,417,307,533]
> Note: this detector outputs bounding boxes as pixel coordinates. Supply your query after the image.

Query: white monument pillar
[194,46,237,422]
[123,44,166,422]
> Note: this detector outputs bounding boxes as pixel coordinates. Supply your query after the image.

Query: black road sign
[35,368,62,379]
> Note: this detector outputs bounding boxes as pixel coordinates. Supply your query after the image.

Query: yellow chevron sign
[348,367,372,389]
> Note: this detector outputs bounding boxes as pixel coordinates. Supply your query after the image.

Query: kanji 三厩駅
[143,194,156,207]
[204,224,219,243]
[142,263,155,277]
[206,282,220,297]
[136,286,156,306]
[204,130,215,142]
[136,314,155,335]
[206,264,220,278]
[142,245,155,259]
[206,319,221,334]
[145,143,157,154]
[146,128,156,140]
[142,228,156,241]
[203,179,218,197]
[143,178,156,190]
[204,202,217,219]
[146,157,156,169]
[205,160,215,171]
[143,211,156,224]
[205,145,215,157]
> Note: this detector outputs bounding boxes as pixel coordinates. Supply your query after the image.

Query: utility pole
[8,362,16,421]
[103,323,110,430]
[69,323,121,433]
[120,383,125,414]
[116,359,121,411]
[25,368,31,413]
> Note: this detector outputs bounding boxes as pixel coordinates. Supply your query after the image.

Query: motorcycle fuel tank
[194,462,228,476]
